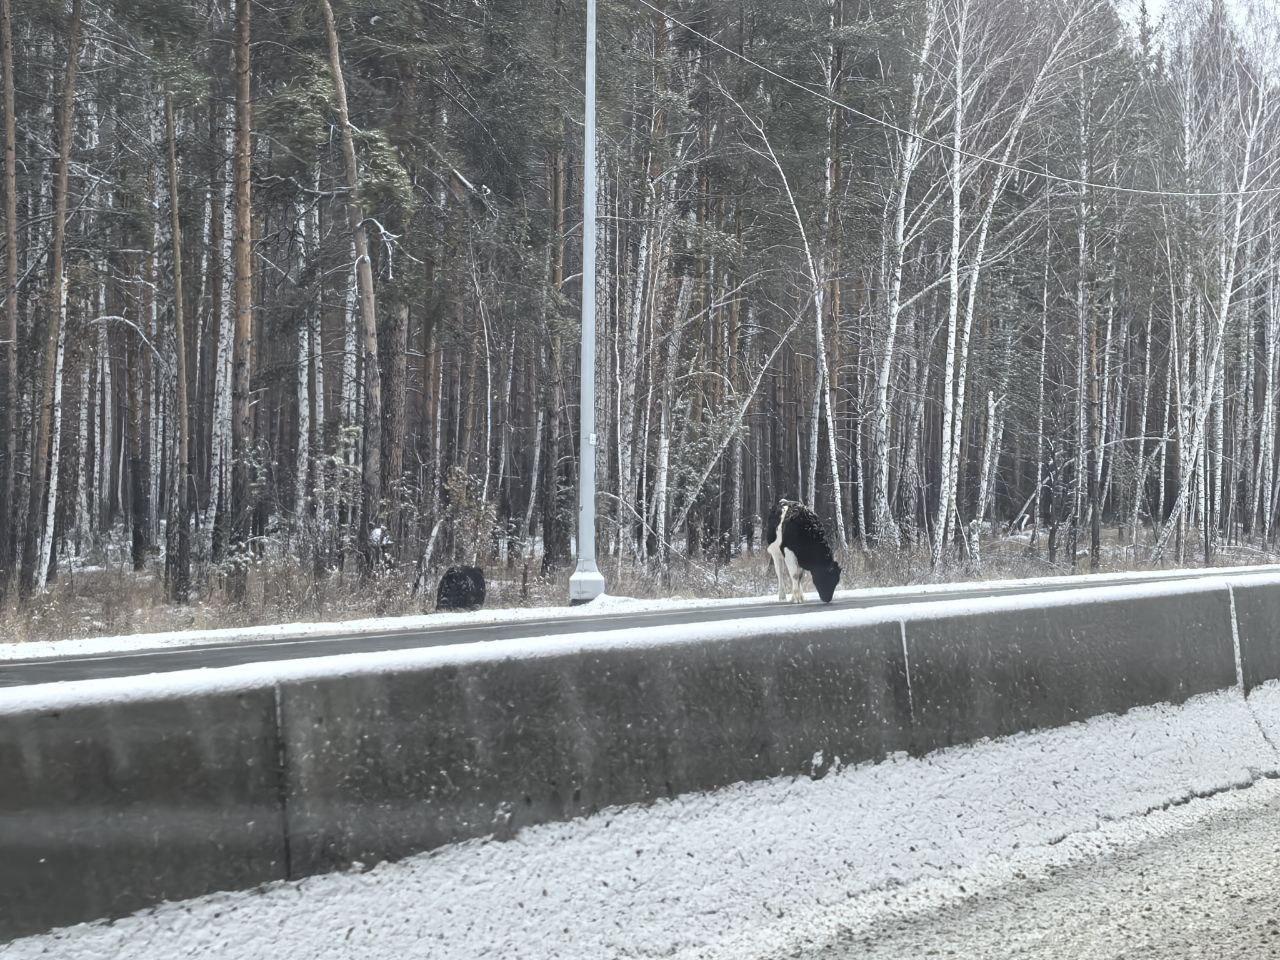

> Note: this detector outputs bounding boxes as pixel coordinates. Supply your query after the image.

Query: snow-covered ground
[8,681,1280,960]
[3,562,1274,663]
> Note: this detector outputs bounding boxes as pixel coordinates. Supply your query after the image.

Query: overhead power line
[631,0,1280,201]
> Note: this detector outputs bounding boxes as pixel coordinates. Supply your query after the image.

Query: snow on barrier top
[3,569,1280,942]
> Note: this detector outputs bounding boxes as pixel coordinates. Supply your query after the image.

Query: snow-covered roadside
[3,572,1277,713]
[6,684,1278,960]
[732,767,1280,960]
[1243,678,1280,747]
[0,593,718,662]
[3,562,1275,663]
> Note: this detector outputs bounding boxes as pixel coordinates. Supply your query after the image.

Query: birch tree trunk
[1258,226,1280,543]
[130,259,149,572]
[228,0,253,599]
[1073,70,1091,569]
[294,197,311,534]
[22,0,82,595]
[872,0,937,548]
[968,390,1004,569]
[653,277,692,564]
[728,92,846,543]
[1131,301,1156,545]
[36,305,65,592]
[1154,80,1268,559]
[73,323,93,553]
[0,0,17,591]
[931,0,967,567]
[933,0,1088,566]
[204,107,234,565]
[617,179,652,555]
[164,88,191,601]
[307,177,327,540]
[97,319,112,531]
[1031,236,1049,547]
[321,0,382,573]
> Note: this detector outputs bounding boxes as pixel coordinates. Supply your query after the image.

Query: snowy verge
[5,686,1277,960]
[3,562,1276,663]
[3,572,1278,714]
[0,593,723,662]
[729,770,1280,960]
[1243,679,1280,749]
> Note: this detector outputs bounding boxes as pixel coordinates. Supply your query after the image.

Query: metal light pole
[569,0,606,604]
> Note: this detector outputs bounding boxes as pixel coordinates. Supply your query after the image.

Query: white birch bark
[523,406,544,552]
[1032,236,1049,546]
[36,287,67,592]
[617,181,653,554]
[1155,76,1269,558]
[1258,229,1280,542]
[340,238,360,546]
[653,277,692,563]
[309,192,327,537]
[203,110,235,562]
[294,199,311,532]
[725,90,846,543]
[474,264,494,521]
[147,104,162,544]
[931,0,968,566]
[494,328,516,563]
[73,342,91,553]
[97,312,112,528]
[1131,301,1156,544]
[872,0,938,547]
[935,0,1089,565]
[967,391,1004,568]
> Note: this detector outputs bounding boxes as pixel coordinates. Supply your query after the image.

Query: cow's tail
[763,502,789,572]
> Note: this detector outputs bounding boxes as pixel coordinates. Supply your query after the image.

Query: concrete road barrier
[1227,580,1280,693]
[0,689,286,941]
[281,622,909,874]
[4,573,1280,942]
[903,586,1238,754]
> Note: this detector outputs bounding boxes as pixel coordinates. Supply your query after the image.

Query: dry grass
[1,527,1274,647]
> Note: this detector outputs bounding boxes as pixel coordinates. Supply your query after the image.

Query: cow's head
[812,559,841,603]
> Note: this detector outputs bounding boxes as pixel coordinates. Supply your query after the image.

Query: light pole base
[569,563,606,606]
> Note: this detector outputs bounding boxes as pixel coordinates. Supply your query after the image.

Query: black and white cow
[436,565,487,611]
[765,499,841,603]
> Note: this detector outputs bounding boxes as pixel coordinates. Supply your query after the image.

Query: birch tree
[321,0,383,574]
[228,0,253,599]
[22,0,82,594]
[0,0,16,593]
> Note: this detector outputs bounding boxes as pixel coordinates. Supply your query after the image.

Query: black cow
[436,565,486,611]
[765,499,841,603]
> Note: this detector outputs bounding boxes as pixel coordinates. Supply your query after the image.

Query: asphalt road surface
[1,566,1271,687]
[801,780,1280,960]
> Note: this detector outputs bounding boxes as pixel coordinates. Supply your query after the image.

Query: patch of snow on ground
[1244,679,1280,749]
[6,687,1276,960]
[733,776,1280,960]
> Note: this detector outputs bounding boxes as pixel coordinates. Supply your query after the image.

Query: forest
[1,0,1279,627]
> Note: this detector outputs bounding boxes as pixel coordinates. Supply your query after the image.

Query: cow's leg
[784,547,805,603]
[768,540,788,601]
[767,506,790,601]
